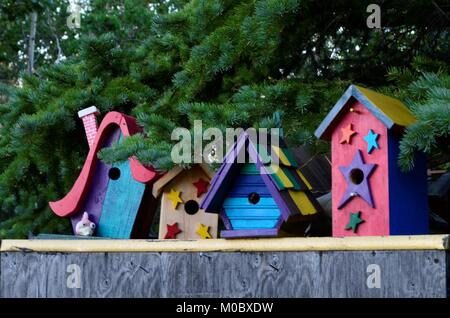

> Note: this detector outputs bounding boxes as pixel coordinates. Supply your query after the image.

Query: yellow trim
[270,164,294,188]
[288,190,317,215]
[296,169,313,190]
[355,85,416,127]
[1,235,448,252]
[271,145,291,166]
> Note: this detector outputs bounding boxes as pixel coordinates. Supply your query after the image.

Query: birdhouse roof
[315,85,416,140]
[152,164,214,198]
[49,111,160,217]
[200,132,320,221]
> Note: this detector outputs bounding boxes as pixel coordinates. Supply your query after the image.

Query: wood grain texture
[70,128,121,233]
[224,185,281,230]
[153,164,214,198]
[97,158,146,238]
[158,165,218,240]
[291,146,331,193]
[2,236,449,252]
[1,250,447,298]
[331,100,390,236]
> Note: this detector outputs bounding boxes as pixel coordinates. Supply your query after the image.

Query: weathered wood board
[1,250,448,298]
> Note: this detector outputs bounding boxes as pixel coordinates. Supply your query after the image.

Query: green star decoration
[345,211,365,233]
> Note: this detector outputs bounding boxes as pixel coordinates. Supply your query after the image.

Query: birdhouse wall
[331,100,389,236]
[387,131,429,234]
[70,127,121,232]
[89,133,149,239]
[222,163,282,231]
[96,157,147,238]
[158,166,218,239]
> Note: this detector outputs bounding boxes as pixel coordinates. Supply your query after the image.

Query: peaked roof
[50,111,160,217]
[315,85,416,140]
[200,132,320,221]
[152,164,214,198]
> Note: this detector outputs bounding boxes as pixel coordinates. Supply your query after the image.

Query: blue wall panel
[388,132,429,235]
[224,163,281,230]
[97,134,146,238]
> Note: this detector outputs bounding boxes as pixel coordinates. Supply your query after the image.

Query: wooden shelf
[1,235,449,298]
[1,234,448,253]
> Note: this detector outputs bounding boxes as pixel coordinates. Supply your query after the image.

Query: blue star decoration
[345,211,365,233]
[338,150,377,209]
[363,129,379,154]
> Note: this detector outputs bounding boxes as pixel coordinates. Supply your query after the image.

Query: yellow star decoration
[167,188,183,209]
[196,223,212,239]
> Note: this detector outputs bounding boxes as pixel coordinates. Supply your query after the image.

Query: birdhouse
[152,164,218,239]
[200,132,321,238]
[49,107,161,238]
[315,85,428,236]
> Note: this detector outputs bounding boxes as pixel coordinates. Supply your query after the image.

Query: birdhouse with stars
[152,164,218,240]
[200,132,321,238]
[315,85,428,236]
[49,107,161,239]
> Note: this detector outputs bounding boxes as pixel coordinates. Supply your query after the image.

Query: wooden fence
[1,235,449,298]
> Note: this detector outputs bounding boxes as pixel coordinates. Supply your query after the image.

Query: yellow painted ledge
[1,235,449,253]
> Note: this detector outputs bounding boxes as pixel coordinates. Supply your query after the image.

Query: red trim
[49,112,160,217]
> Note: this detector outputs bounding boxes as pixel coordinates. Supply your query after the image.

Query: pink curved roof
[49,111,160,217]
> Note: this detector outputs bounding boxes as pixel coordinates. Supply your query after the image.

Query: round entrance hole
[184,200,199,215]
[350,168,364,185]
[248,192,260,205]
[108,167,121,180]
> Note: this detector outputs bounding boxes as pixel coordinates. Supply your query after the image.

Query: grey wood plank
[1,251,447,298]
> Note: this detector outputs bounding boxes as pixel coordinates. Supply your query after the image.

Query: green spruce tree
[0,0,449,237]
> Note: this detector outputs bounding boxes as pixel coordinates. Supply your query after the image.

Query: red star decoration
[192,178,209,197]
[340,124,357,144]
[164,223,182,239]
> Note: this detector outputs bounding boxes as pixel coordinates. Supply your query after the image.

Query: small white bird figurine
[75,212,96,236]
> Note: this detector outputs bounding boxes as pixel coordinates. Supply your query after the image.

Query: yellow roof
[354,85,416,127]
[315,85,416,140]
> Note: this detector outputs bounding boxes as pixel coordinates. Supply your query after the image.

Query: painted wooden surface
[97,157,146,238]
[49,112,159,217]
[200,134,247,213]
[227,175,272,197]
[388,131,429,234]
[355,85,416,128]
[224,164,281,231]
[70,128,121,233]
[3,235,449,252]
[224,197,280,230]
[331,100,389,236]
[202,135,319,238]
[158,165,218,240]
[315,85,415,140]
[1,250,447,298]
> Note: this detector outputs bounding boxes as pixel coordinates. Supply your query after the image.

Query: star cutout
[340,124,357,144]
[167,188,183,209]
[164,223,182,239]
[192,178,209,197]
[196,223,212,239]
[338,150,376,209]
[345,211,365,233]
[363,129,379,154]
